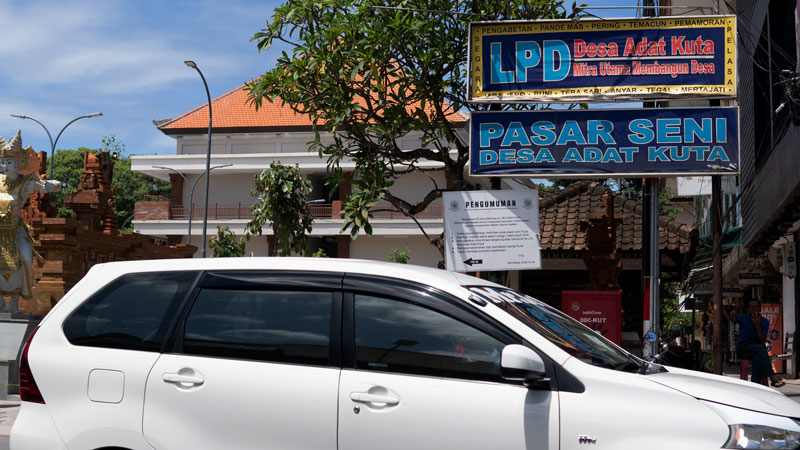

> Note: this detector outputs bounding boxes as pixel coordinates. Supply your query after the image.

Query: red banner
[562,290,622,345]
[761,303,783,373]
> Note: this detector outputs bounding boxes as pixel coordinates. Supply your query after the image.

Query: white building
[131,83,473,267]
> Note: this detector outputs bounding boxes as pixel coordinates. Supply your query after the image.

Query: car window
[354,294,505,382]
[182,289,332,366]
[63,271,197,352]
[469,286,640,371]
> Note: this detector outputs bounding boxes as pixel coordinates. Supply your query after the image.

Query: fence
[167,202,442,221]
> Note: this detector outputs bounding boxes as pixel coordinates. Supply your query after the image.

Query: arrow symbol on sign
[463,258,483,266]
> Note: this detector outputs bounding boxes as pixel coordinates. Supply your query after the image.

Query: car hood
[646,367,800,417]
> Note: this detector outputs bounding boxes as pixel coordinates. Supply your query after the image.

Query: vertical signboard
[443,190,541,272]
[468,16,736,102]
[562,290,622,345]
[762,303,784,373]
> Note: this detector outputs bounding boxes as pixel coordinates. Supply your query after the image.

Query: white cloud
[0,0,282,155]
[0,0,252,93]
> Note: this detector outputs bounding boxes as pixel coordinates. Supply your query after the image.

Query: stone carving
[0,131,61,313]
[580,192,624,290]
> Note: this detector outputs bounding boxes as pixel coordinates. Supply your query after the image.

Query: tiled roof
[157,83,467,134]
[539,181,693,253]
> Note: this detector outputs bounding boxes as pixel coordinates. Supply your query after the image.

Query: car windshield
[469,286,641,372]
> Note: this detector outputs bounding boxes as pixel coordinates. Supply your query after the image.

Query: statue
[0,131,61,314]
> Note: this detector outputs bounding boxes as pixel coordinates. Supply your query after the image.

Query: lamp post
[184,60,213,258]
[10,112,103,179]
[152,164,232,247]
[120,210,149,233]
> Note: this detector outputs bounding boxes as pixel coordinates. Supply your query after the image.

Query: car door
[338,276,558,450]
[142,271,343,450]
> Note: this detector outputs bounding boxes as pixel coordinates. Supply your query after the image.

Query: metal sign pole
[650,179,661,356]
[642,178,660,358]
[712,175,724,374]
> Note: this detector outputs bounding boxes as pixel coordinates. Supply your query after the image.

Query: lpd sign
[468,16,736,102]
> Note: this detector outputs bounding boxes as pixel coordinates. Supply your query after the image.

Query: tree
[49,143,170,227]
[661,282,692,333]
[246,162,313,256]
[112,157,170,229]
[209,225,247,257]
[50,148,88,218]
[248,0,574,254]
[387,247,410,264]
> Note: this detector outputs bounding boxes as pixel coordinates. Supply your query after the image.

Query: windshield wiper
[637,359,667,374]
[612,361,641,372]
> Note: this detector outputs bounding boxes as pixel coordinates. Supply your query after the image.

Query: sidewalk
[722,363,800,399]
[0,396,19,437]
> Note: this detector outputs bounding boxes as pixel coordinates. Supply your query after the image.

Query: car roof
[93,257,502,296]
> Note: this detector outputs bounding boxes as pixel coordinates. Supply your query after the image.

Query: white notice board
[443,190,541,272]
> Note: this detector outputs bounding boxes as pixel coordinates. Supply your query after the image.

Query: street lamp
[120,210,149,233]
[152,164,232,247]
[10,112,103,179]
[185,60,213,258]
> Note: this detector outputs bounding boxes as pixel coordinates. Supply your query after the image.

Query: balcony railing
[166,202,442,221]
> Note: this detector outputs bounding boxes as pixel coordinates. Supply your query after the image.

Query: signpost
[464,14,739,364]
[443,190,541,272]
[468,16,736,102]
[470,107,739,177]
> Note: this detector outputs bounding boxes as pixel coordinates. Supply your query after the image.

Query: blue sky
[0,0,640,158]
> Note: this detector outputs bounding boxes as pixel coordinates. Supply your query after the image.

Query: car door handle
[162,373,205,386]
[350,392,400,405]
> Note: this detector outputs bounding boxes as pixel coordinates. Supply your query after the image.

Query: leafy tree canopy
[248,0,577,253]
[246,162,313,256]
[387,247,410,264]
[50,136,170,229]
[210,225,247,257]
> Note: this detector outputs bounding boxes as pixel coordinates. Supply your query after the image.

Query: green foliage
[49,142,170,226]
[614,180,680,218]
[246,162,313,256]
[659,186,680,219]
[101,134,127,156]
[248,0,570,251]
[50,148,87,218]
[112,157,170,229]
[311,248,328,258]
[209,225,247,257]
[661,282,692,332]
[387,247,410,264]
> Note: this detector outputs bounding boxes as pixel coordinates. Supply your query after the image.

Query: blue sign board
[468,16,736,102]
[469,107,739,177]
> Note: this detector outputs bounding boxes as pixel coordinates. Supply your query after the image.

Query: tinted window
[183,289,332,366]
[354,294,505,382]
[470,286,639,371]
[63,271,196,351]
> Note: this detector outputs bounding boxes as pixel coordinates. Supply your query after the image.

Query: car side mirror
[500,344,548,388]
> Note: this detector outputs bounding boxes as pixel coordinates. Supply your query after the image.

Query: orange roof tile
[538,181,693,253]
[157,83,466,135]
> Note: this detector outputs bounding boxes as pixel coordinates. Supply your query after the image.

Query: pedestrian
[720,299,785,387]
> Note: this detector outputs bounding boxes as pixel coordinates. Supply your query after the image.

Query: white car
[11,258,800,450]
